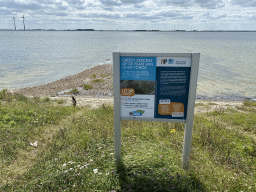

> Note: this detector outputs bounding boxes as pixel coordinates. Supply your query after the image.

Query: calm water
[0,31,256,99]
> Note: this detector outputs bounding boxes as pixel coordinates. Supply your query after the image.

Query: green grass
[1,89,256,191]
[83,84,93,90]
[69,89,79,95]
[91,74,97,79]
[195,103,205,107]
[57,99,65,104]
[92,79,105,83]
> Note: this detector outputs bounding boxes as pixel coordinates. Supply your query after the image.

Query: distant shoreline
[1,29,256,32]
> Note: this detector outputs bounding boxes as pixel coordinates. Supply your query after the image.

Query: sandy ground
[48,96,244,113]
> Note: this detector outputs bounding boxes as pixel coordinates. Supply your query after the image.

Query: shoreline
[12,63,254,101]
[13,64,113,97]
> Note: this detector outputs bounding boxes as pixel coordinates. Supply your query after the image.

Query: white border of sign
[113,52,200,170]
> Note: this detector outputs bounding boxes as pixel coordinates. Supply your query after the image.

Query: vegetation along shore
[1,80,256,191]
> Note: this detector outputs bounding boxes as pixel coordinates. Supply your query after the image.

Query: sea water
[0,31,256,99]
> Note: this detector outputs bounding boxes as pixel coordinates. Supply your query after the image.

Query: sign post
[113,52,200,169]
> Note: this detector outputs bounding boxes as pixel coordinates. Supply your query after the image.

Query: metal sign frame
[113,52,200,170]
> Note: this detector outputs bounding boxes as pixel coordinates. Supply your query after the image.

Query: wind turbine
[21,14,25,31]
[13,15,16,30]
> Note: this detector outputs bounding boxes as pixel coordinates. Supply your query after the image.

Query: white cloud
[0,0,255,30]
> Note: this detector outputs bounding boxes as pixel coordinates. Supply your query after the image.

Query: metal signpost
[113,52,200,170]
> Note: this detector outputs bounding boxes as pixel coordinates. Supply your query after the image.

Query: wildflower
[110,153,114,155]
[164,167,167,170]
[160,155,162,158]
[76,173,81,176]
[93,169,98,174]
[64,170,68,173]
[98,147,102,149]
[106,172,110,175]
[80,166,85,169]
[170,129,176,133]
[63,163,67,167]
[86,153,88,155]
[69,168,74,171]
[90,159,93,162]
[99,172,102,175]
[77,165,81,168]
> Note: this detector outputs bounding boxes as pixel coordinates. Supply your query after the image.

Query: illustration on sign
[120,56,191,119]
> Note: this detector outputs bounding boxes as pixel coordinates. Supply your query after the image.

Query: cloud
[201,11,227,20]
[231,0,256,7]
[194,0,225,9]
[158,0,193,7]
[1,1,44,11]
[121,0,147,5]
[125,12,161,20]
[99,0,121,6]
[79,12,122,19]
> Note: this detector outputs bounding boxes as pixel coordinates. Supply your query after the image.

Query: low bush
[83,84,93,90]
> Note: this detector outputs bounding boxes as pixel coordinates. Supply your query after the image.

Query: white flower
[69,168,74,171]
[73,185,76,187]
[77,165,81,168]
[80,166,85,169]
[64,170,68,173]
[98,147,102,149]
[106,172,110,175]
[63,163,67,167]
[99,172,102,175]
[110,153,114,155]
[90,159,93,162]
[68,161,75,164]
[93,169,98,174]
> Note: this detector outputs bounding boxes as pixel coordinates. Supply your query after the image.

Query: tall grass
[0,90,255,191]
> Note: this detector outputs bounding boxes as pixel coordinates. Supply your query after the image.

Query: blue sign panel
[154,67,191,119]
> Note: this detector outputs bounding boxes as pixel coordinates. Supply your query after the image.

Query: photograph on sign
[120,56,191,120]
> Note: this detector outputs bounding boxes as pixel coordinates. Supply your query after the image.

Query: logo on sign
[121,88,135,96]
[168,59,174,64]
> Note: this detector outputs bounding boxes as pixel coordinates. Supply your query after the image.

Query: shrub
[92,79,104,83]
[43,97,50,102]
[91,74,97,79]
[69,89,79,95]
[57,99,65,104]
[84,85,93,90]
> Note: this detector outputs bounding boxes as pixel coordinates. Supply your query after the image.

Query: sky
[1,0,256,31]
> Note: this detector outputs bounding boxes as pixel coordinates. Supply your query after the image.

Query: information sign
[113,53,200,170]
[120,56,191,120]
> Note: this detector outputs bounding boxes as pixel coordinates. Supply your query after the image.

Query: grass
[0,89,256,191]
[92,79,105,83]
[83,84,93,90]
[69,89,79,95]
[91,74,97,79]
[57,99,65,104]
